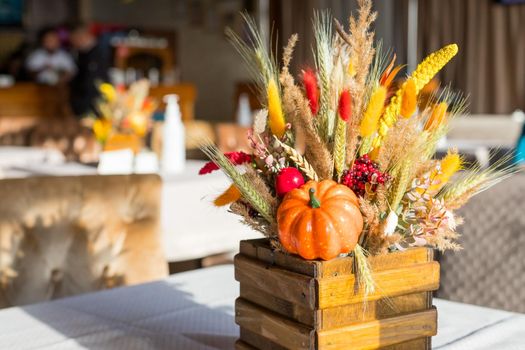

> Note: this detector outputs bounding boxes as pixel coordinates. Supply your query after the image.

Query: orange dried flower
[424,102,448,131]
[214,184,241,207]
[400,79,417,118]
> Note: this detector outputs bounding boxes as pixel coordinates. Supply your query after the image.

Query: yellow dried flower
[430,150,462,193]
[267,78,286,138]
[360,86,387,137]
[412,44,459,92]
[400,79,417,119]
[424,102,448,131]
[374,44,458,147]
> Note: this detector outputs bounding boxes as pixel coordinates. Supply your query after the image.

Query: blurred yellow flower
[128,112,148,137]
[93,118,113,144]
[99,83,117,103]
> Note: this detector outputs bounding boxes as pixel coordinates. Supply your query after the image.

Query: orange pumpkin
[277,180,364,260]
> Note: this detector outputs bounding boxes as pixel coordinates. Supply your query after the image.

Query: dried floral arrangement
[89,79,157,146]
[199,0,515,291]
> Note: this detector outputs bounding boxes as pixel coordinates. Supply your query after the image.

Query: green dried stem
[333,117,347,179]
[230,201,276,238]
[226,13,279,106]
[275,136,319,181]
[201,143,275,223]
[313,10,335,142]
[354,244,375,297]
[359,135,373,157]
[439,154,518,209]
[389,159,413,211]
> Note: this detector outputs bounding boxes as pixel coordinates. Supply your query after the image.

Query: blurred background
[0,0,523,313]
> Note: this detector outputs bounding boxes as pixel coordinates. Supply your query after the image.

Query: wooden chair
[149,83,197,121]
[436,172,525,313]
[215,123,251,153]
[0,174,168,308]
[0,83,69,119]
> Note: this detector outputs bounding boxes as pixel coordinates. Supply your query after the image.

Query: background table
[160,161,261,262]
[0,264,523,350]
[0,153,259,263]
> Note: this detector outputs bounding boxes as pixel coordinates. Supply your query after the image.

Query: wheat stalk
[275,136,319,181]
[226,13,279,106]
[230,201,275,238]
[201,143,275,223]
[313,10,335,142]
[354,244,375,297]
[333,117,347,178]
[439,154,518,209]
[389,159,413,211]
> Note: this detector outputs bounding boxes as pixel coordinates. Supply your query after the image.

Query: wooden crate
[234,239,439,350]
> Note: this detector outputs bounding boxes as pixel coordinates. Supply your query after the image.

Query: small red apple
[276,167,305,197]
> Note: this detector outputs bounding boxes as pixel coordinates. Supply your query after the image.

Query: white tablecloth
[0,265,523,350]
[160,161,260,262]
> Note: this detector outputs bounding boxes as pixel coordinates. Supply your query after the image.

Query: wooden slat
[239,239,259,258]
[239,239,319,276]
[382,337,431,350]
[240,279,431,330]
[317,308,437,349]
[235,340,257,350]
[317,262,440,308]
[318,248,433,278]
[240,283,316,326]
[235,298,315,350]
[235,254,316,309]
[319,292,431,330]
[239,239,433,279]
[237,335,431,350]
[240,328,288,350]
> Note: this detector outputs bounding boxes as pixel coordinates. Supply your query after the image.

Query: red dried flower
[198,151,252,175]
[302,68,319,115]
[338,89,352,122]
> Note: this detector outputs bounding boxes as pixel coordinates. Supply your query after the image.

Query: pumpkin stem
[309,188,321,208]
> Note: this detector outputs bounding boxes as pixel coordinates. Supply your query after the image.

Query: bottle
[516,123,525,165]
[513,110,525,165]
[236,93,252,127]
[162,94,186,174]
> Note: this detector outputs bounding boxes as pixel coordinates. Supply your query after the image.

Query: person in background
[25,27,76,85]
[69,24,109,117]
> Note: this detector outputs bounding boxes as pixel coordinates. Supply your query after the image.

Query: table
[160,161,261,262]
[0,153,259,262]
[0,265,523,350]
